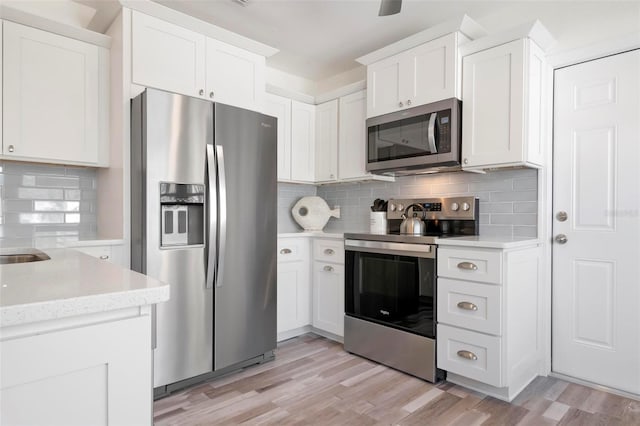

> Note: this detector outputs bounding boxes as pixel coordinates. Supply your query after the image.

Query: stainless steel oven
[344,238,442,382]
[343,196,479,383]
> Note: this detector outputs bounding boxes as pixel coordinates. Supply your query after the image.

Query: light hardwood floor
[154,334,640,425]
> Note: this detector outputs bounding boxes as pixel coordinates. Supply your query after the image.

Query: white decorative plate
[291,196,340,231]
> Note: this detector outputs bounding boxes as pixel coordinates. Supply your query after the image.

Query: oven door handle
[344,239,435,259]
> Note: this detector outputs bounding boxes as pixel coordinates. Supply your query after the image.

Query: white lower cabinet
[276,238,311,337]
[277,236,344,341]
[312,239,345,337]
[436,243,542,401]
[1,310,153,425]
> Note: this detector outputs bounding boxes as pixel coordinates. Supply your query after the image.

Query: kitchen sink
[0,249,50,265]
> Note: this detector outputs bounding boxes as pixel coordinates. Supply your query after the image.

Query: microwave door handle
[428,112,438,154]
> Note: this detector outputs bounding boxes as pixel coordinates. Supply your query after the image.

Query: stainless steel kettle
[400,204,425,235]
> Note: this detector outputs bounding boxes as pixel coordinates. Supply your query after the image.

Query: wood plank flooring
[154,334,640,425]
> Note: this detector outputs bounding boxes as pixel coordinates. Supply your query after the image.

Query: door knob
[555,234,568,244]
[556,211,568,222]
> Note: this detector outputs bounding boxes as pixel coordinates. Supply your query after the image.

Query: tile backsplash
[315,168,538,237]
[0,161,97,248]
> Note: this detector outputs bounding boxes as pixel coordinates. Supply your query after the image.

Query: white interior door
[552,50,640,395]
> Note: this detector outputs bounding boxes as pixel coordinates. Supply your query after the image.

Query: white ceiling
[153,0,640,82]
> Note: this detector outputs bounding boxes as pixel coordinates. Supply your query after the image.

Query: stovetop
[344,232,458,245]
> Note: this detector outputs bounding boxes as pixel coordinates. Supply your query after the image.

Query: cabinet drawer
[437,324,502,387]
[313,239,344,264]
[437,278,502,335]
[277,238,307,262]
[437,247,502,284]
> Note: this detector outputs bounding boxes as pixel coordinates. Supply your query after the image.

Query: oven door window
[367,109,452,163]
[346,251,436,338]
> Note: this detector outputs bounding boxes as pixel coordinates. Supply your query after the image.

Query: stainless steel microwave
[366,98,462,175]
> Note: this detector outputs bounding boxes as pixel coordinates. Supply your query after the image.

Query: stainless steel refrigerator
[131,88,277,392]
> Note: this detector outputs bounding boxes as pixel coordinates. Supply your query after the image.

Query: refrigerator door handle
[206,144,217,289]
[215,144,228,288]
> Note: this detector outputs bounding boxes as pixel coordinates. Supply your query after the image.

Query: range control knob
[451,202,460,211]
[462,202,470,211]
[389,203,397,212]
[397,203,405,212]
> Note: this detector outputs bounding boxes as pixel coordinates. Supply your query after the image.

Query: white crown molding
[546,31,640,69]
[459,20,555,57]
[356,14,487,65]
[120,0,278,57]
[266,84,316,105]
[314,80,366,104]
[0,4,111,48]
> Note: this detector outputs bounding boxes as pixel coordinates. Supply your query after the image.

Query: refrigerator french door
[131,88,277,390]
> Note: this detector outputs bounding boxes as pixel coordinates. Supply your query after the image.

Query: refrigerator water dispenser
[160,183,205,247]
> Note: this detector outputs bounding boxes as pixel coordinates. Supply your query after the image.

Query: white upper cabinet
[132,11,205,98]
[366,33,461,118]
[131,11,265,112]
[462,38,546,169]
[290,101,316,183]
[338,90,370,180]
[205,38,266,110]
[2,21,109,166]
[264,93,292,181]
[314,100,339,182]
[404,34,459,108]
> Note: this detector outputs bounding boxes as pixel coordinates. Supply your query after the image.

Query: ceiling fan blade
[378,0,402,16]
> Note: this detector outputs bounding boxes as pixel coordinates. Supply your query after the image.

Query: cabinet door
[277,261,311,334]
[403,33,457,107]
[367,54,403,118]
[338,90,370,180]
[265,94,292,181]
[131,11,205,97]
[315,100,339,182]
[313,261,345,336]
[290,101,316,182]
[205,38,266,111]
[1,315,152,425]
[3,21,101,164]
[462,40,525,168]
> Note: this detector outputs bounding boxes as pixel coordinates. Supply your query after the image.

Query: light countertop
[278,232,344,239]
[434,235,541,249]
[0,249,169,327]
[64,239,125,247]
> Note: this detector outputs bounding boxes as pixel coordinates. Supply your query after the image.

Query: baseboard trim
[549,372,640,401]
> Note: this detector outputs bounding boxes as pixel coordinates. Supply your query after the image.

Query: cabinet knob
[457,301,478,311]
[323,265,334,272]
[457,350,478,361]
[99,255,109,260]
[463,158,469,165]
[209,91,215,99]
[280,248,292,255]
[199,89,205,96]
[324,248,334,255]
[8,145,15,153]
[457,262,478,271]
[407,99,412,106]
[330,174,334,179]
[398,101,404,108]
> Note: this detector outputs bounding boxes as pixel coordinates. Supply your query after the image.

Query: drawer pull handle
[457,350,478,361]
[457,261,478,271]
[457,301,478,311]
[323,265,334,272]
[280,248,292,255]
[99,255,109,260]
[324,248,335,255]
